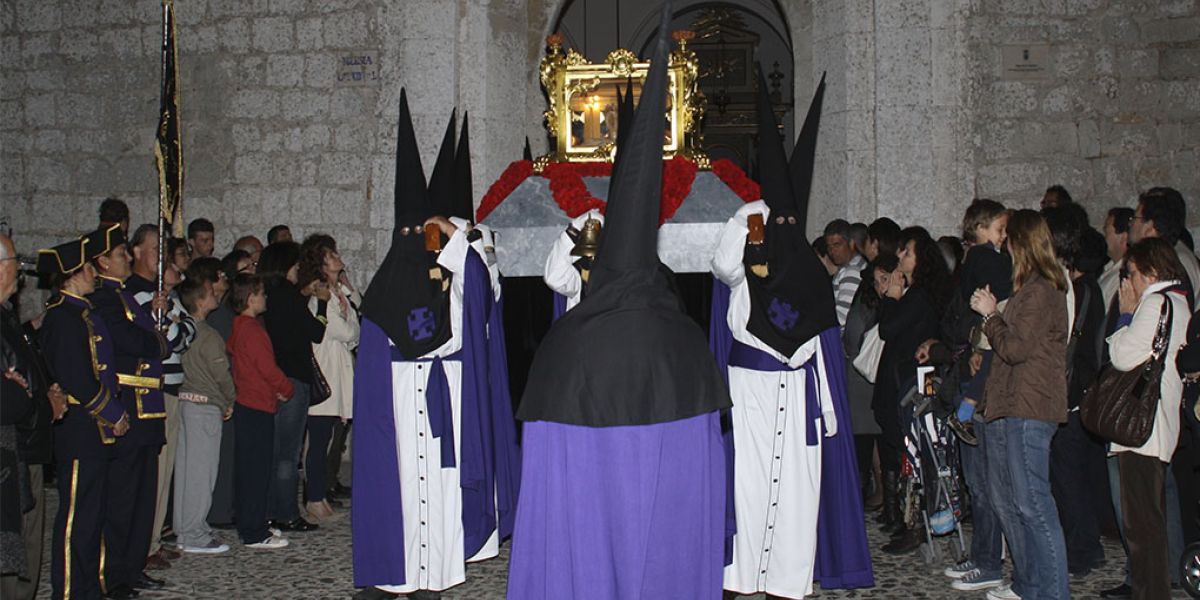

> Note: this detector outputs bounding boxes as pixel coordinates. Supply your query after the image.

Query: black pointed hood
[742,69,836,357]
[392,89,428,227]
[361,89,453,358]
[452,112,474,222]
[789,72,825,234]
[591,31,670,280]
[756,67,793,216]
[428,109,457,217]
[613,76,636,166]
[517,1,731,427]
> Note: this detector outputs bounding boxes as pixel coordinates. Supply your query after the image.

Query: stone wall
[1,0,535,317]
[3,0,1197,320]
[804,0,1199,236]
[963,0,1200,229]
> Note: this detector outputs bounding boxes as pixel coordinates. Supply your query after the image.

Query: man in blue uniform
[37,231,130,600]
[85,224,170,598]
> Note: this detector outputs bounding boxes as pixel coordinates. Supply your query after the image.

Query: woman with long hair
[873,226,951,552]
[843,253,898,512]
[297,234,360,520]
[970,209,1070,600]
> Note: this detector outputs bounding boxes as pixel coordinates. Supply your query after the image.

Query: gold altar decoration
[537,31,709,171]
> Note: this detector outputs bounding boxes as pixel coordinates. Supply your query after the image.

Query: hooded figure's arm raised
[712,200,767,287]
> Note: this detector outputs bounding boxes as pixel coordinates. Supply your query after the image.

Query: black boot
[878,470,897,528]
[881,524,925,554]
[875,470,900,530]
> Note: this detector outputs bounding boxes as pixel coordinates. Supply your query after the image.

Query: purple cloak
[506,412,726,600]
[482,266,521,542]
[551,291,567,322]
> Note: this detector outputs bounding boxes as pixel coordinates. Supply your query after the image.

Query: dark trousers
[235,405,274,545]
[102,444,158,591]
[326,419,349,489]
[51,458,108,600]
[1118,452,1169,600]
[874,407,903,474]
[206,417,236,525]
[853,434,876,483]
[304,416,336,502]
[1,464,46,600]
[1049,411,1106,573]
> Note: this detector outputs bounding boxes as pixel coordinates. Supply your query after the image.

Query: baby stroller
[898,372,968,566]
[1186,539,1200,599]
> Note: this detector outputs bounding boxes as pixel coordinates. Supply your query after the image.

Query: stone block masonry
[963,0,1200,222]
[1,0,534,320]
[2,0,1196,320]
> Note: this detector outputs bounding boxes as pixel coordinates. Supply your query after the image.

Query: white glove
[732,200,767,227]
[822,409,838,438]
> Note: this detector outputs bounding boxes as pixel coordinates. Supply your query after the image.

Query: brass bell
[570,218,602,258]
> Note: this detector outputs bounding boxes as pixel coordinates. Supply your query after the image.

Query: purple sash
[728,340,823,445]
[391,346,462,468]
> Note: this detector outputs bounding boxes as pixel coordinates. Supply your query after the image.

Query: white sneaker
[951,568,1002,591]
[181,539,231,554]
[943,559,976,578]
[245,534,289,549]
[986,583,1021,600]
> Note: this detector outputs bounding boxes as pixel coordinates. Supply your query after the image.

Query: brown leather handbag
[1080,293,1173,447]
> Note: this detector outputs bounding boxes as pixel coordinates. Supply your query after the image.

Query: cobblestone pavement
[31,489,1191,599]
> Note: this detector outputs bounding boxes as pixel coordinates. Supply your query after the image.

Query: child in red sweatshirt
[226,274,293,549]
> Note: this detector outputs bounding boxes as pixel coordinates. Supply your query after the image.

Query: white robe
[543,210,604,312]
[711,200,837,599]
[377,231,499,594]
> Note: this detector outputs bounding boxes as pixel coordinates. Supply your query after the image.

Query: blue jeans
[961,419,1003,577]
[986,417,1068,599]
[268,378,310,522]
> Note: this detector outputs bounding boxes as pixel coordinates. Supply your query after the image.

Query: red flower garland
[541,161,608,218]
[477,157,758,224]
[476,160,533,222]
[710,158,760,203]
[659,156,698,224]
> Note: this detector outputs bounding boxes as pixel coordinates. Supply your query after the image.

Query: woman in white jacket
[299,234,361,520]
[1107,237,1190,600]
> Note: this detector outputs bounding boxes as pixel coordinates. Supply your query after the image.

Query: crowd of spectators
[0,198,357,598]
[1,184,1198,599]
[836,185,1200,600]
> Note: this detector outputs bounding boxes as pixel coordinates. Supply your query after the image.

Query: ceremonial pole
[155,2,166,315]
[154,0,182,320]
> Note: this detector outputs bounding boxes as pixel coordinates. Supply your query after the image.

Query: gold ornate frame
[537,31,709,171]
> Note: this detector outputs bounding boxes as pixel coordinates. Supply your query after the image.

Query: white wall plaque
[1001,45,1052,80]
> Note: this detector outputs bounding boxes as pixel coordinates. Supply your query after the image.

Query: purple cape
[351,253,519,587]
[506,412,726,599]
[483,270,521,542]
[552,291,567,322]
[709,280,875,589]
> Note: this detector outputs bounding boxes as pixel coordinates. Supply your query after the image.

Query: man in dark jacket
[1044,207,1109,578]
[0,231,68,600]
